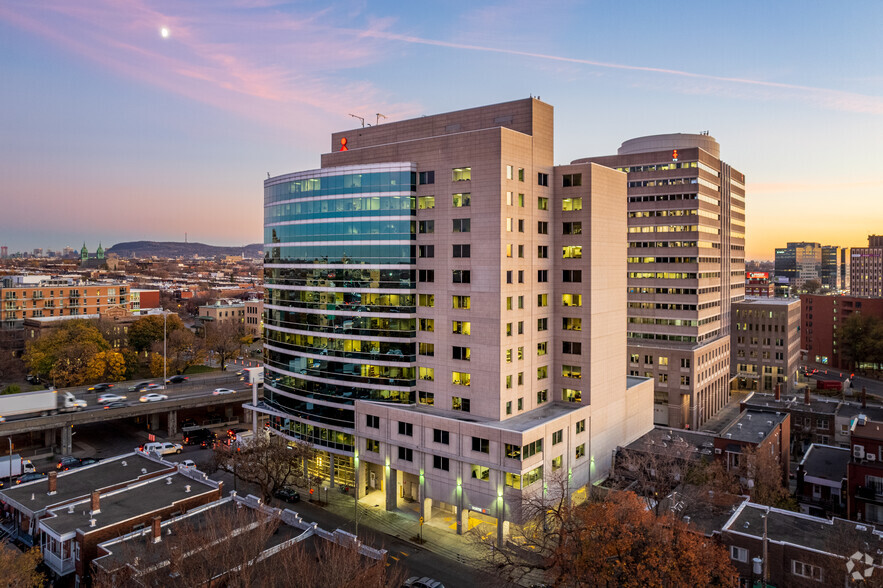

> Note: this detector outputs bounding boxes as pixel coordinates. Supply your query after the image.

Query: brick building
[801,294,883,370]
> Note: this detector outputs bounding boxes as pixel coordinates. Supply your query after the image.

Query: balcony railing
[42,548,75,576]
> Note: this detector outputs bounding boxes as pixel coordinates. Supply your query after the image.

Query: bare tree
[611,433,697,515]
[214,433,314,503]
[205,321,244,371]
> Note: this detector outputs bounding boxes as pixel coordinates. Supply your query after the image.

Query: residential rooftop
[719,410,788,444]
[800,444,849,483]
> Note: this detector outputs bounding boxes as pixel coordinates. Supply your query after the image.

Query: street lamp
[163,310,167,387]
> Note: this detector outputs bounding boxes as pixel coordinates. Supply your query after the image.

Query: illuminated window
[366,439,379,453]
[419,318,434,332]
[452,371,471,386]
[563,317,582,331]
[452,295,470,309]
[563,246,582,259]
[452,167,471,181]
[562,364,582,379]
[575,419,585,434]
[452,397,470,412]
[419,367,434,381]
[419,343,434,356]
[418,196,435,209]
[562,293,582,307]
[575,443,586,459]
[537,366,548,380]
[564,388,582,402]
[452,192,471,207]
[452,321,471,335]
[418,294,434,307]
[538,294,548,307]
[537,342,547,356]
[538,196,548,210]
[419,391,434,405]
[471,464,490,481]
[562,197,582,211]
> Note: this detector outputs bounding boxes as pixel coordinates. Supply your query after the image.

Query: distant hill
[107,241,263,259]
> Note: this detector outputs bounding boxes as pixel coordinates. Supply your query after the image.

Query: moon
[160,27,170,38]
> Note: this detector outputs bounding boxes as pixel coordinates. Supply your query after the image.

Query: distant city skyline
[1,1,881,259]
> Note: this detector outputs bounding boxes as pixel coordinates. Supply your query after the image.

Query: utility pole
[163,311,167,388]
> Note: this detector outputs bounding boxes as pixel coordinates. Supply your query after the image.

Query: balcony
[42,546,75,576]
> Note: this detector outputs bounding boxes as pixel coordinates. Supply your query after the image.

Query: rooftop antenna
[348,114,365,128]
[376,113,387,125]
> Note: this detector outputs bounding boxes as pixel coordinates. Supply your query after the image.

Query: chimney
[863,387,868,409]
[47,472,57,495]
[775,384,781,401]
[152,516,162,544]
[91,490,100,514]
[805,389,811,405]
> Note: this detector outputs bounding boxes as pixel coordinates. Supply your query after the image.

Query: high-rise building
[0,246,7,258]
[775,242,821,290]
[841,247,851,292]
[731,298,801,393]
[850,236,883,297]
[254,98,654,541]
[574,134,745,429]
[821,245,840,291]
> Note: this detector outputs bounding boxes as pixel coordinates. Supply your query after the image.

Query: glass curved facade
[260,163,417,461]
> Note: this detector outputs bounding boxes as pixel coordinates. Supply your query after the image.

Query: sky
[1,1,881,260]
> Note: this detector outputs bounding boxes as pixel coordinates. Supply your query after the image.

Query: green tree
[127,314,185,353]
[840,312,883,371]
[23,320,114,387]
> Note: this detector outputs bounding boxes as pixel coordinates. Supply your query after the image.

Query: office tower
[574,134,745,429]
[850,236,883,297]
[775,242,821,290]
[0,246,7,258]
[821,245,840,291]
[256,98,653,541]
[841,247,851,292]
[731,298,801,393]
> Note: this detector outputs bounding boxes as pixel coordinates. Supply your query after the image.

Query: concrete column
[149,413,160,432]
[384,467,397,511]
[44,429,54,450]
[422,497,433,522]
[167,410,178,437]
[60,426,73,456]
[457,507,469,535]
[328,455,336,488]
[496,518,509,548]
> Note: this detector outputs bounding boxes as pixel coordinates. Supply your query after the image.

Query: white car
[139,393,169,403]
[97,393,127,404]
[142,442,182,455]
[212,388,235,395]
[178,459,196,469]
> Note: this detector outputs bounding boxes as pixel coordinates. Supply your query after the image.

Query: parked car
[402,578,445,588]
[212,388,235,395]
[166,375,190,384]
[129,381,154,392]
[182,428,215,446]
[103,401,127,409]
[80,457,100,466]
[178,459,197,469]
[15,472,46,484]
[274,487,300,503]
[142,442,182,455]
[87,383,114,392]
[139,393,169,403]
[57,456,82,471]
[97,393,127,404]
[180,418,198,428]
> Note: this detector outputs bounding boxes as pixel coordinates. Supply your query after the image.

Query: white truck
[0,389,87,422]
[0,455,36,479]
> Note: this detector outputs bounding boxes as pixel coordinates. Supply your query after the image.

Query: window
[538,270,548,282]
[419,342,435,356]
[562,197,582,211]
[452,321,471,335]
[452,270,471,283]
[366,415,379,429]
[563,222,582,235]
[471,464,490,481]
[472,437,489,453]
[575,419,586,434]
[518,193,525,207]
[563,246,582,259]
[538,196,549,210]
[419,367,434,381]
[506,323,513,336]
[418,391,434,405]
[537,389,548,404]
[418,195,435,209]
[523,439,543,458]
[419,269,434,283]
[419,220,434,233]
[398,422,413,436]
[506,192,513,206]
[538,172,549,186]
[506,165,514,180]
[366,439,379,453]
[518,244,524,258]
[517,296,524,309]
[433,429,449,444]
[398,447,413,462]
[680,375,691,385]
[452,396,470,412]
[453,218,471,232]
[452,346,471,360]
[452,295,470,309]
[563,341,582,355]
[538,245,548,259]
[564,388,582,402]
[562,365,581,378]
[537,366,548,380]
[730,546,748,563]
[506,473,522,488]
[681,358,691,368]
[518,270,524,283]
[644,355,654,365]
[452,244,471,258]
[518,168,525,181]
[418,170,435,184]
[505,349,512,363]
[505,443,521,459]
[452,167,471,181]
[537,342,548,356]
[562,293,582,307]
[452,192,471,207]
[575,443,585,459]
[418,245,435,258]
[563,317,582,331]
[537,221,549,234]
[537,317,548,331]
[433,455,450,471]
[452,371,471,386]
[537,294,548,307]
[418,294,435,307]
[563,270,582,282]
[551,455,563,470]
[517,397,523,410]
[506,244,513,258]
[562,173,582,187]
[419,318,434,332]
[552,430,563,445]
[506,270,513,284]
[518,219,524,232]
[792,560,822,582]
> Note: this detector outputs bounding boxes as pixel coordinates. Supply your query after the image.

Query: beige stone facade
[732,298,802,394]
